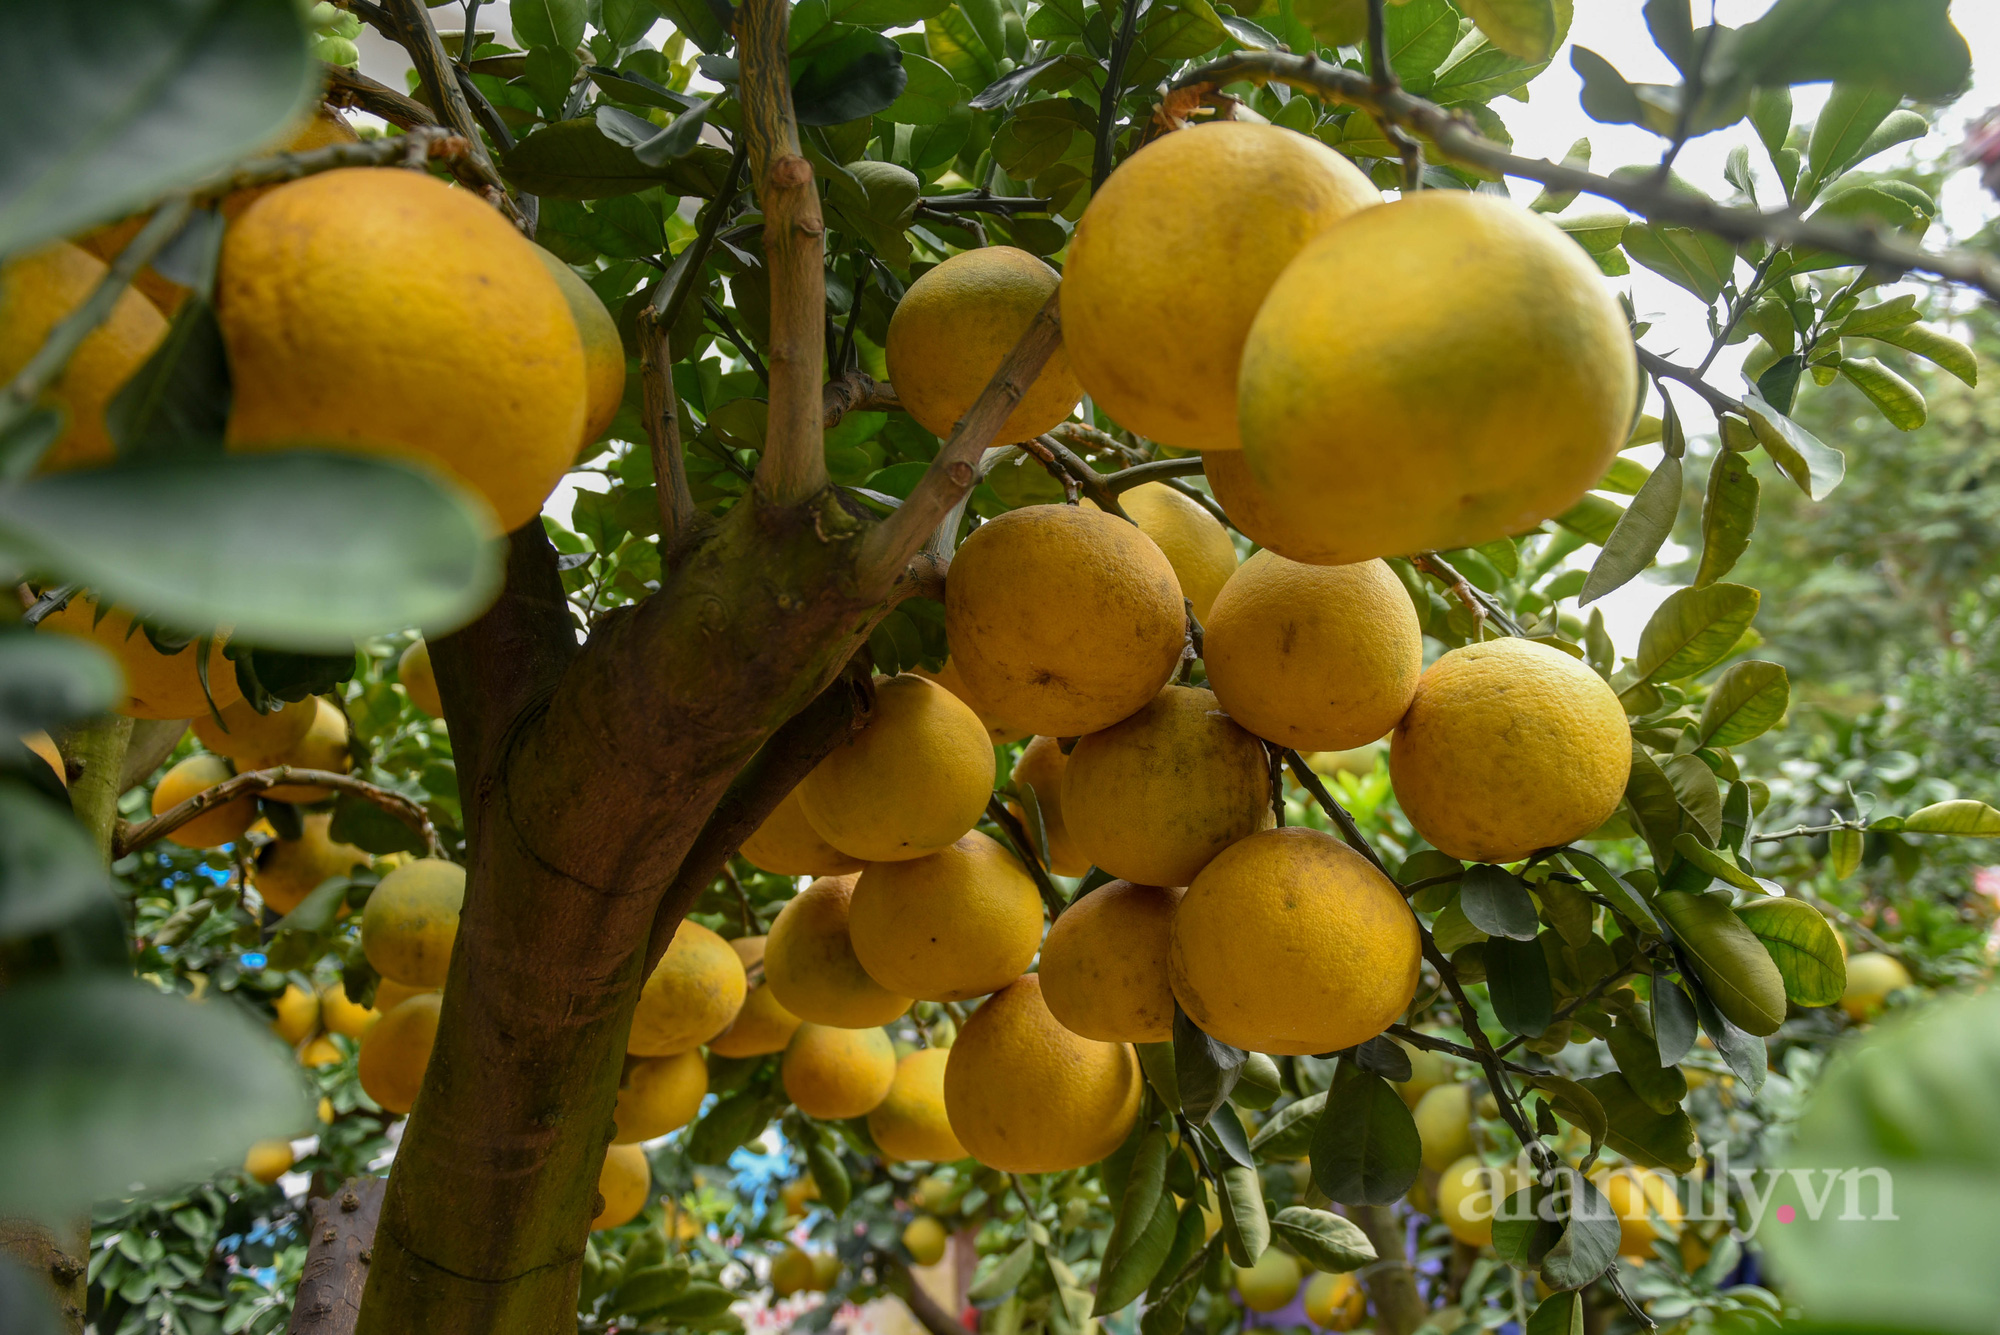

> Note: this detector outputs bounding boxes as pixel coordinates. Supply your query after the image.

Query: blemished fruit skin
[193,696,314,764]
[1841,951,1912,1021]
[320,982,376,1039]
[532,243,626,446]
[740,788,862,877]
[1235,192,1639,563]
[1234,1249,1303,1313]
[1171,827,1420,1056]
[613,1050,709,1142]
[943,974,1143,1173]
[708,936,804,1058]
[797,675,995,862]
[361,858,466,989]
[1304,1271,1367,1330]
[1063,685,1273,887]
[397,640,443,719]
[914,659,1031,745]
[244,1139,295,1185]
[850,832,1044,1002]
[358,991,443,1115]
[1390,638,1631,863]
[1087,483,1239,623]
[628,919,747,1056]
[1063,122,1381,452]
[902,1215,949,1266]
[152,754,256,849]
[886,246,1081,443]
[782,1023,898,1119]
[254,812,368,916]
[1414,1082,1473,1172]
[1593,1165,1683,1259]
[1007,736,1090,877]
[1039,881,1183,1043]
[592,1142,652,1230]
[763,873,912,1028]
[868,1048,968,1163]
[219,167,587,532]
[945,505,1187,738]
[37,598,239,720]
[1437,1155,1528,1247]
[1202,551,1423,752]
[271,982,320,1046]
[259,697,353,802]
[0,243,167,470]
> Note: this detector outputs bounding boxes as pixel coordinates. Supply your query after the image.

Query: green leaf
[1431,895,1488,955]
[1694,450,1758,588]
[513,0,586,49]
[0,976,309,1218]
[1900,800,2000,836]
[1621,224,1736,301]
[1530,1074,1606,1151]
[801,1119,852,1212]
[1486,934,1555,1036]
[1215,1162,1269,1268]
[1742,386,1845,500]
[793,27,908,126]
[1540,1174,1620,1290]
[1309,1065,1421,1207]
[1665,753,1723,845]
[925,6,998,86]
[1270,1207,1375,1272]
[1571,47,1647,127]
[1698,660,1789,748]
[1528,1290,1585,1335]
[1576,1072,1698,1173]
[1633,583,1761,683]
[610,1263,692,1317]
[1580,454,1680,604]
[0,781,117,938]
[1460,0,1558,60]
[1561,849,1661,934]
[1605,1014,1689,1114]
[1384,0,1464,90]
[1652,972,1699,1065]
[1861,322,1977,385]
[1672,833,1764,896]
[1459,864,1540,941]
[646,0,733,53]
[0,454,502,650]
[1727,0,1970,100]
[1174,1006,1246,1124]
[1839,357,1927,430]
[1623,746,1684,864]
[1749,85,1791,157]
[1829,827,1864,879]
[1096,1129,1172,1314]
[0,0,314,259]
[1247,1091,1326,1161]
[1736,897,1845,1007]
[1683,975,1769,1091]
[0,631,122,746]
[1656,890,1787,1036]
[970,1239,1035,1302]
[502,118,682,198]
[1801,84,1901,197]
[1556,493,1624,546]
[328,790,426,856]
[108,293,232,463]
[882,53,963,125]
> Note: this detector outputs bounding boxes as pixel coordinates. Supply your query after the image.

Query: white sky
[361,3,1999,652]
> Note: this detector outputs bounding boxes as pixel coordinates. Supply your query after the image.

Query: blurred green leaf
[0,780,117,938]
[1729,0,1970,99]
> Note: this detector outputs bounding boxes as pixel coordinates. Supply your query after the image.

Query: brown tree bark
[0,1219,87,1334]
[288,1177,386,1335]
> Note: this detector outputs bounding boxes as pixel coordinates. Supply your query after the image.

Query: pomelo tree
[1,1,1997,1334]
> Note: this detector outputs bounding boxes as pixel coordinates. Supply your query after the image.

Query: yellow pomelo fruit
[709,936,803,1058]
[361,858,465,988]
[271,982,321,1045]
[1061,685,1271,887]
[1171,827,1419,1055]
[1039,880,1181,1043]
[946,505,1186,737]
[1203,551,1422,752]
[592,1142,652,1230]
[1086,483,1238,622]
[782,1023,897,1119]
[1390,638,1631,863]
[886,246,1081,443]
[152,754,256,849]
[1840,951,1911,1021]
[1593,1165,1682,1259]
[810,1251,841,1290]
[193,696,314,765]
[0,243,167,470]
[358,991,442,1114]
[1414,1082,1473,1172]
[300,1035,343,1068]
[1303,1271,1366,1330]
[1006,736,1089,877]
[778,1176,819,1218]
[771,1245,817,1296]
[1234,1249,1302,1313]
[1237,192,1639,564]
[244,1139,295,1185]
[910,1174,954,1214]
[764,873,911,1027]
[629,919,747,1056]
[373,977,435,1014]
[254,811,368,915]
[942,974,1141,1173]
[902,1215,949,1266]
[869,1047,968,1163]
[219,167,586,532]
[258,697,353,803]
[741,788,862,877]
[1437,1155,1529,1247]
[849,832,1044,1002]
[915,659,1030,744]
[797,675,994,862]
[318,1096,334,1124]
[398,640,443,719]
[38,598,238,720]
[614,1050,709,1143]
[532,243,626,446]
[1396,1038,1451,1108]
[320,982,377,1039]
[1064,122,1380,452]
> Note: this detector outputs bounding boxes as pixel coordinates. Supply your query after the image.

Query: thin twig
[1102,455,1207,492]
[704,298,769,382]
[1364,0,1423,190]
[1636,346,1745,416]
[377,0,523,227]
[1281,750,1390,876]
[1412,552,1527,638]
[117,768,443,859]
[656,142,748,337]
[1035,435,1130,519]
[1047,421,1148,465]
[1386,1024,1545,1080]
[1092,0,1146,189]
[191,129,468,202]
[641,310,696,552]
[986,796,1068,921]
[918,194,1054,214]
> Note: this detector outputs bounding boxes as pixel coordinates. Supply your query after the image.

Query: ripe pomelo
[764,873,911,1028]
[708,936,804,1058]
[869,1048,967,1164]
[592,1142,652,1230]
[397,640,443,719]
[254,812,368,915]
[782,1023,897,1119]
[628,919,747,1056]
[849,832,1044,1002]
[38,598,238,720]
[1038,880,1181,1043]
[1006,736,1089,877]
[740,788,862,877]
[361,858,465,989]
[193,696,315,765]
[358,990,442,1114]
[613,1050,709,1142]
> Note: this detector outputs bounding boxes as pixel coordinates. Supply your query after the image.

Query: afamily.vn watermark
[1450,1142,1898,1239]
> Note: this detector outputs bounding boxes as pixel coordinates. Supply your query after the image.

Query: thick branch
[1028,435,1128,519]
[1170,52,2000,300]
[115,768,443,859]
[287,1177,386,1335]
[377,0,521,226]
[823,371,902,427]
[854,292,1064,598]
[641,315,696,553]
[323,64,441,127]
[1350,1205,1424,1335]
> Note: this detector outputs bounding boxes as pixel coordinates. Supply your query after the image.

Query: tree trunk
[0,1219,87,1334]
[288,1177,386,1335]
[1353,1204,1426,1335]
